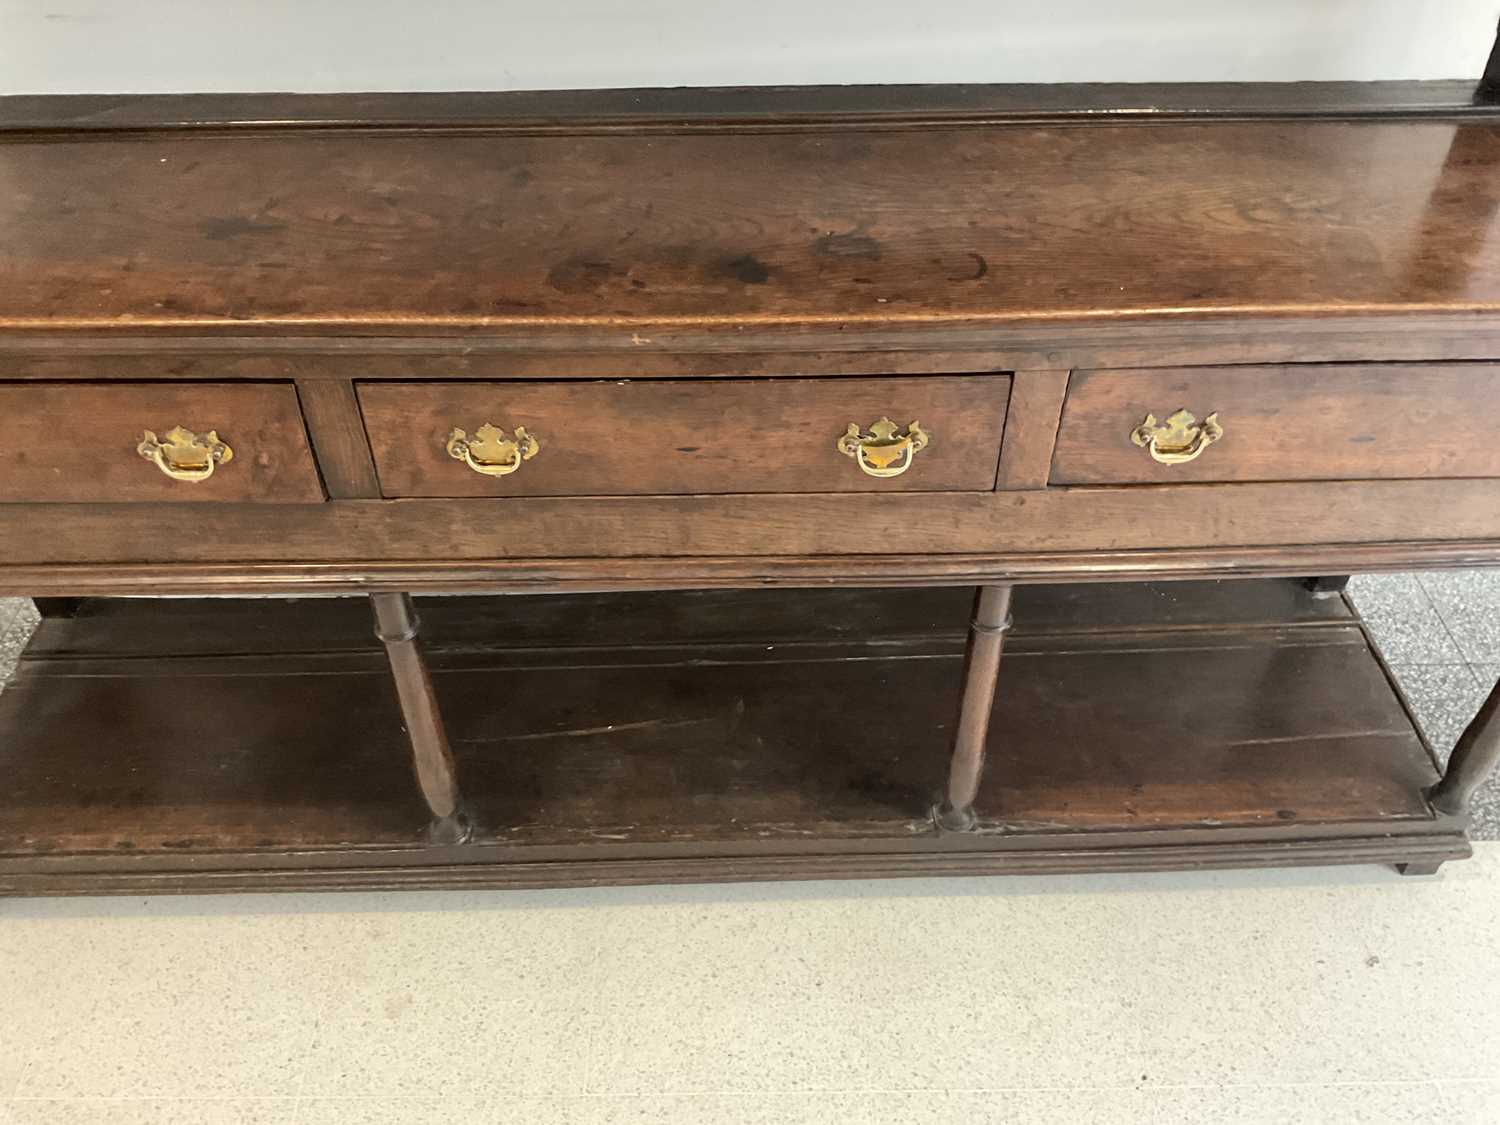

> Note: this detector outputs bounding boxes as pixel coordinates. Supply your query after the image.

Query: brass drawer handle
[838,417,930,478]
[1130,409,1222,465]
[446,423,540,477]
[137,427,234,483]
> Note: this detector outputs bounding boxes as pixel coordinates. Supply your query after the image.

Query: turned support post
[1427,674,1500,818]
[936,584,1014,832]
[371,593,470,845]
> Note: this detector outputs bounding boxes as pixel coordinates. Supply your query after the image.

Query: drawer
[1051,363,1500,484]
[0,383,323,504]
[358,376,1011,497]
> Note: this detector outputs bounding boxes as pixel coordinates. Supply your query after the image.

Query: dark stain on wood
[547,256,627,295]
[7,112,1500,331]
[816,229,882,260]
[199,215,289,241]
[723,254,771,284]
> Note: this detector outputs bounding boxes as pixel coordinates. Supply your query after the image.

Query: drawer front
[0,383,323,504]
[358,376,1011,497]
[1052,364,1500,484]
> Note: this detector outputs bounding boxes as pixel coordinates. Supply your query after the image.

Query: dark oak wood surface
[0,382,322,503]
[0,82,1488,134]
[18,580,1350,658]
[993,370,1069,490]
[3,118,1499,336]
[13,541,1500,599]
[1052,363,1500,484]
[294,378,380,498]
[0,87,1496,891]
[5,479,1500,571]
[11,317,1500,373]
[0,582,1454,891]
[360,376,1009,497]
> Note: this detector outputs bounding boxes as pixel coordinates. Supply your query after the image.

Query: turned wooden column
[936,584,1014,832]
[371,593,470,845]
[1427,675,1500,818]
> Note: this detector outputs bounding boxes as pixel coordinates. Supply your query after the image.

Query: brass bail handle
[838,417,930,478]
[1130,409,1223,465]
[447,423,540,477]
[138,427,234,483]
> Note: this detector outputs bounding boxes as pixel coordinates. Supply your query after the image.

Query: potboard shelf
[0,581,1465,894]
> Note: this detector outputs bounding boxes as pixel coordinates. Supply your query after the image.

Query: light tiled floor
[1,580,1499,1124]
[0,598,38,695]
[2,852,1500,1122]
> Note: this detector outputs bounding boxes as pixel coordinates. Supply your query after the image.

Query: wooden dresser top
[4,85,1500,338]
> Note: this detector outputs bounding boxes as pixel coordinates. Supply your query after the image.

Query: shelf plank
[20,579,1350,661]
[0,583,1434,875]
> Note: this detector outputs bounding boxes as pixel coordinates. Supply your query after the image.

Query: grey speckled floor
[1347,571,1500,839]
[1,579,1498,837]
[0,598,38,694]
[4,847,1500,1122]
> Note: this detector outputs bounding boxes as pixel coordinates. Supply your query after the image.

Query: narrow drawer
[358,376,1011,497]
[0,383,323,503]
[1051,363,1500,484]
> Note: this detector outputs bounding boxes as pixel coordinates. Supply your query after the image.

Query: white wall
[1,0,1496,95]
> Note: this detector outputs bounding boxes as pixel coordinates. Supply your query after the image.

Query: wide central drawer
[358,376,1011,497]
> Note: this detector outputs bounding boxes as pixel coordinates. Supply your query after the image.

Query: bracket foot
[1396,859,1444,877]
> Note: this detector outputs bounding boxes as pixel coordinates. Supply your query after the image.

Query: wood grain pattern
[11,314,1500,376]
[1053,363,1500,484]
[0,88,1495,895]
[359,376,1009,497]
[0,81,1488,133]
[994,369,1069,489]
[0,383,322,503]
[3,120,1500,335]
[371,592,467,842]
[1,833,1473,897]
[0,583,1440,866]
[7,540,1500,598]
[18,582,1352,660]
[294,378,379,498]
[0,347,1021,381]
[938,585,1012,830]
[4,479,1500,574]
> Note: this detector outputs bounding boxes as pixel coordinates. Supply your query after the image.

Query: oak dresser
[3,79,1500,894]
